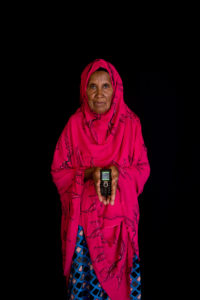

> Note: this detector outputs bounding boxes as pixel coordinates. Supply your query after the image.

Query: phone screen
[102,171,110,181]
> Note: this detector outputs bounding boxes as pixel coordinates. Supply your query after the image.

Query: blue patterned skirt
[67,225,141,299]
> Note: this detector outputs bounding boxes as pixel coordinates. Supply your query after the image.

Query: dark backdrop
[46,53,197,300]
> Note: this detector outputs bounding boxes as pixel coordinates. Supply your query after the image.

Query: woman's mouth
[94,102,106,106]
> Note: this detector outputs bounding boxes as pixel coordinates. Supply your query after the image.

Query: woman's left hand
[105,165,119,206]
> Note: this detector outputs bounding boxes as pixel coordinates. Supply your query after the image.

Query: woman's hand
[88,166,119,206]
[92,167,105,204]
[108,165,119,206]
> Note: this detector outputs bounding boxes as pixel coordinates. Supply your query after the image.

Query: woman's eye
[103,83,110,88]
[89,84,96,89]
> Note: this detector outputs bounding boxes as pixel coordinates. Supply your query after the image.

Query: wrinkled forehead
[87,70,112,85]
[82,60,115,91]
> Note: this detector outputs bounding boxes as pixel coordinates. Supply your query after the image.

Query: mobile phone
[100,169,111,199]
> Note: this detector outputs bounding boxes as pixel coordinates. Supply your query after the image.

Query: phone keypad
[100,181,111,196]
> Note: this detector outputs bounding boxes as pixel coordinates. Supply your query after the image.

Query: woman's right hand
[92,167,105,204]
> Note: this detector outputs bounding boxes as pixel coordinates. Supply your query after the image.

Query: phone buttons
[103,182,109,188]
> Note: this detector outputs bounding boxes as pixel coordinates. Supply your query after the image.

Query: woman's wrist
[84,167,95,182]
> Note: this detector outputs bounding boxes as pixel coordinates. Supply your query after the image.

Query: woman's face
[86,71,114,114]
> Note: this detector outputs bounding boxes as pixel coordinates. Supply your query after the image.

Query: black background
[9,9,198,299]
[45,49,198,299]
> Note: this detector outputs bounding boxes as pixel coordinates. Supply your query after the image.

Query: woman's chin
[92,108,110,115]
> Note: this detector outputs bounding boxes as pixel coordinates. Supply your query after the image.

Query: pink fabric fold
[51,59,150,299]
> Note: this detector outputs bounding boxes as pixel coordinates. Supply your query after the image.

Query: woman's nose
[96,88,104,98]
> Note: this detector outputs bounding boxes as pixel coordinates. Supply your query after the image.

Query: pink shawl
[51,59,150,299]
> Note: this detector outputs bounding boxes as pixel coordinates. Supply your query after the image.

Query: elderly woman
[51,59,150,299]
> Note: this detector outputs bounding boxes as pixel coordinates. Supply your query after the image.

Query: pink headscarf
[51,59,150,299]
